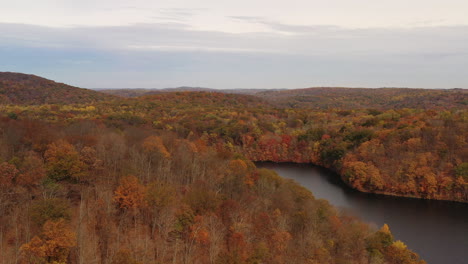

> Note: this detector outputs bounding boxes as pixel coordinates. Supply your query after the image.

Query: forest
[1,72,466,263]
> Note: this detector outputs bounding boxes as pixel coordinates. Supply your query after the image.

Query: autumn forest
[0,72,467,264]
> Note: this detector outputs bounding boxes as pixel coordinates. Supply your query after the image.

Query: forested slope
[0,72,114,105]
[0,118,424,264]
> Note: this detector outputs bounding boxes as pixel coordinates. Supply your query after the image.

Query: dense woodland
[255,87,468,110]
[0,73,113,105]
[0,72,466,263]
[100,86,467,110]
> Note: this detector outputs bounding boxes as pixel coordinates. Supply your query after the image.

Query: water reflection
[256,162,468,264]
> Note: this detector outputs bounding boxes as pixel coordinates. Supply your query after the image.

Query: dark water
[256,162,468,264]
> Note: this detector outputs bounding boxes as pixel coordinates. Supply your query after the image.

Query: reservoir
[256,162,468,264]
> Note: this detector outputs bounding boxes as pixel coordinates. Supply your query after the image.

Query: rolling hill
[256,87,468,110]
[0,72,114,105]
[97,87,282,97]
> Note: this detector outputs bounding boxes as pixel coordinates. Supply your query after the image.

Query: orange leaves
[244,173,257,187]
[142,135,171,158]
[229,159,248,173]
[113,175,147,209]
[229,159,249,181]
[21,219,76,263]
[271,230,292,253]
[194,229,210,245]
[190,215,211,245]
[41,219,77,252]
[21,236,47,259]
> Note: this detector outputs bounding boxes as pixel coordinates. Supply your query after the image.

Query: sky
[1,0,467,89]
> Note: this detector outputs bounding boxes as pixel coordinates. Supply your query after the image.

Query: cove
[256,162,468,264]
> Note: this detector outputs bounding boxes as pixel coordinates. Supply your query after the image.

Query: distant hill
[97,87,283,98]
[98,86,467,110]
[0,72,114,105]
[256,87,468,110]
[97,87,213,98]
[139,91,272,110]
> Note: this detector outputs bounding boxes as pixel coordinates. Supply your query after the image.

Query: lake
[256,162,468,264]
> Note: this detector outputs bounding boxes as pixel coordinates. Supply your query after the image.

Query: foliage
[21,219,76,263]
[113,175,147,209]
[0,72,113,105]
[44,140,87,181]
[30,198,71,227]
[1,75,463,263]
[455,163,468,179]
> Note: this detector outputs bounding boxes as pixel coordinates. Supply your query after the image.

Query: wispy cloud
[2,22,467,54]
[1,21,467,88]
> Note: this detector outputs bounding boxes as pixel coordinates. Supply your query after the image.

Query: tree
[145,181,176,239]
[30,198,71,227]
[384,240,426,264]
[142,135,171,158]
[0,162,18,187]
[366,224,394,255]
[16,151,46,186]
[44,140,87,181]
[113,175,146,210]
[80,146,102,173]
[455,163,468,180]
[21,219,77,263]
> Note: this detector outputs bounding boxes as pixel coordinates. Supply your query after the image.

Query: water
[256,162,468,264]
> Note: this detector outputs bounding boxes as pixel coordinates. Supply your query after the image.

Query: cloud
[0,22,467,89]
[2,22,468,55]
[230,16,264,22]
[230,16,342,34]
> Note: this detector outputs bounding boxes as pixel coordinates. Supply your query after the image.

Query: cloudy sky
[1,0,467,89]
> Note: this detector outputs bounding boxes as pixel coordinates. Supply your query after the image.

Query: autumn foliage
[0,74,463,263]
[21,219,76,263]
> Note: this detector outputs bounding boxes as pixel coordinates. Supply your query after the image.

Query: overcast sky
[1,0,467,88]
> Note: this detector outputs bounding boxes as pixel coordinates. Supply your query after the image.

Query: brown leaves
[0,162,18,187]
[16,151,46,186]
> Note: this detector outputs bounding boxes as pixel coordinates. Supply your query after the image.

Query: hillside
[0,111,425,264]
[0,72,113,105]
[98,87,214,98]
[98,87,281,98]
[100,86,468,110]
[256,87,468,110]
